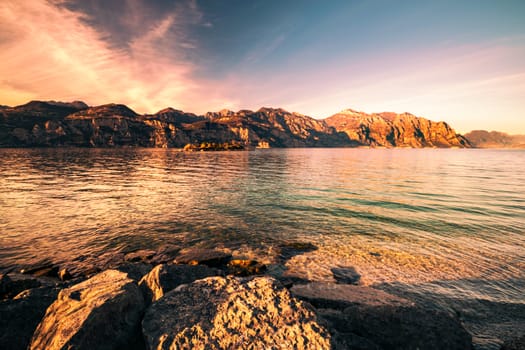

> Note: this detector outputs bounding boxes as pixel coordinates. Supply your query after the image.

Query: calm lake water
[0,148,524,347]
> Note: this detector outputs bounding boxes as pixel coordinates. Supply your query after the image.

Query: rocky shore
[1,246,518,350]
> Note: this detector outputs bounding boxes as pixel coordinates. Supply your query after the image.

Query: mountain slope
[464,130,525,148]
[325,109,470,148]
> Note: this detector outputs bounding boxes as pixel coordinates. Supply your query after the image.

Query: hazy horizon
[1,1,524,133]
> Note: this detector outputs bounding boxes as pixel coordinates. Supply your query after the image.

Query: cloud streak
[0,0,232,113]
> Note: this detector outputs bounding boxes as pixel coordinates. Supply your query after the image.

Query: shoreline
[3,246,520,350]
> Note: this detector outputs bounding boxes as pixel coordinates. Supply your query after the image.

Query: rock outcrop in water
[464,130,525,148]
[0,100,471,148]
[324,109,471,148]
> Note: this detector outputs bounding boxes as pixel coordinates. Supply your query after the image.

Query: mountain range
[0,100,496,149]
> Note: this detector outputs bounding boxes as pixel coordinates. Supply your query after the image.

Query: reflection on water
[1,148,524,344]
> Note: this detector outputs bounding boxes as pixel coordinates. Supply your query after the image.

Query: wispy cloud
[0,0,230,113]
[243,34,287,64]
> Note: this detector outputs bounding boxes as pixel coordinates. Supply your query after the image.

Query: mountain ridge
[1,100,471,148]
[463,130,525,148]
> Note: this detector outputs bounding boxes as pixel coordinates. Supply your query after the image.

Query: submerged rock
[173,248,232,267]
[331,266,361,285]
[124,249,157,263]
[138,264,223,303]
[278,241,318,260]
[142,276,332,349]
[226,259,267,276]
[29,270,145,350]
[291,283,473,350]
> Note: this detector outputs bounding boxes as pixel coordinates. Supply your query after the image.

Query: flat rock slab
[291,283,472,350]
[290,282,413,309]
[173,248,232,267]
[30,269,145,350]
[139,264,223,303]
[142,276,332,349]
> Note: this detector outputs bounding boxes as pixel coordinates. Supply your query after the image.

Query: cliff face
[464,130,525,148]
[0,101,471,148]
[325,109,471,148]
[204,107,351,147]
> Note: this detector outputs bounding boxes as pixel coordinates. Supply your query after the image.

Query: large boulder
[142,276,332,349]
[29,270,145,350]
[291,283,473,350]
[0,286,60,350]
[138,264,223,303]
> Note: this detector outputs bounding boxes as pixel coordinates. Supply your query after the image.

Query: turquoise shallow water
[0,148,524,346]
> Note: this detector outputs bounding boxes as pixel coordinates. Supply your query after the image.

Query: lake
[0,148,524,347]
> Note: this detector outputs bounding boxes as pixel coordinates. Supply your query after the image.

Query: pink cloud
[0,0,234,113]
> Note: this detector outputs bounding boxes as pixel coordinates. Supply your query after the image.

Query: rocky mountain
[0,101,471,148]
[203,107,352,147]
[464,130,525,148]
[325,109,470,148]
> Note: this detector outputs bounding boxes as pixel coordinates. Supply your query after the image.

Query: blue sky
[1,0,524,133]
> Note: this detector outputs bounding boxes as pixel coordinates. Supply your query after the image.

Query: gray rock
[0,273,43,299]
[29,269,145,350]
[173,248,232,267]
[138,263,222,303]
[149,244,181,264]
[115,262,153,281]
[0,286,60,350]
[291,283,473,350]
[331,266,361,285]
[501,334,525,350]
[142,276,332,349]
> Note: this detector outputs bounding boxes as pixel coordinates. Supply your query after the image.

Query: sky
[0,0,524,133]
